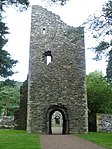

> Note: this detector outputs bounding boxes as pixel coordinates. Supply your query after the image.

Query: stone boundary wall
[96,114,112,132]
[0,116,14,129]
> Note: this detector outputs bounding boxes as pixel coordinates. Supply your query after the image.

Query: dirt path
[40,135,106,149]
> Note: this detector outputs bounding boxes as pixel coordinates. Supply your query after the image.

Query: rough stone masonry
[26,5,88,134]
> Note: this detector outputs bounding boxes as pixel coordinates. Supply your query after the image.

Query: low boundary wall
[96,114,112,132]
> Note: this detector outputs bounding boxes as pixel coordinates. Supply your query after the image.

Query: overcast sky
[4,0,108,82]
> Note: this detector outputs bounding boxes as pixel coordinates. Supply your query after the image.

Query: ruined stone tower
[27,5,88,134]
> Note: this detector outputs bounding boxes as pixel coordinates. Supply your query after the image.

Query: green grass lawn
[76,132,112,149]
[0,129,42,149]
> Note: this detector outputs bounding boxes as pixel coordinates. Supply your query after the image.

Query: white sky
[4,0,108,82]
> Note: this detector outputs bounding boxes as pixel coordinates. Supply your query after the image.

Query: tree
[87,71,112,115]
[0,0,67,11]
[0,20,18,78]
[0,81,22,116]
[85,0,112,82]
[0,0,29,11]
[0,14,17,79]
[0,0,30,79]
[44,0,68,5]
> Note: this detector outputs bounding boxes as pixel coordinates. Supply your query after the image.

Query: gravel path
[40,135,106,149]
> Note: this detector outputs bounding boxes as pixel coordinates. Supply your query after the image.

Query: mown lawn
[0,129,41,149]
[77,132,112,149]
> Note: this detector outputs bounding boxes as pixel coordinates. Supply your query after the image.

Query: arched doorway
[46,105,68,134]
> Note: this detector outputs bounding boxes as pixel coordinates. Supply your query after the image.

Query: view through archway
[51,111,63,134]
[47,105,68,134]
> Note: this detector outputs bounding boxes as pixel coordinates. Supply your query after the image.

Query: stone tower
[27,5,88,134]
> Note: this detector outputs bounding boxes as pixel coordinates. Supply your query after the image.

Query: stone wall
[14,79,28,130]
[0,116,14,129]
[27,5,88,134]
[97,114,112,132]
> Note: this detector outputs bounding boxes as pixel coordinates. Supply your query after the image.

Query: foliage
[93,41,110,60]
[77,132,112,149]
[0,79,16,87]
[0,0,29,11]
[0,130,41,149]
[85,0,112,82]
[0,0,30,79]
[0,81,22,116]
[87,71,112,115]
[0,0,68,11]
[88,0,112,38]
[106,49,112,83]
[44,0,68,5]
[0,15,18,78]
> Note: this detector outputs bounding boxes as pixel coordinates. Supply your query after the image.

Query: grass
[76,132,112,149]
[1,130,112,149]
[0,129,42,149]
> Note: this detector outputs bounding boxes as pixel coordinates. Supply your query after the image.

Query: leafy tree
[87,71,112,115]
[0,0,29,11]
[85,0,112,82]
[0,79,16,87]
[0,0,30,79]
[0,14,18,78]
[0,0,67,11]
[0,81,22,116]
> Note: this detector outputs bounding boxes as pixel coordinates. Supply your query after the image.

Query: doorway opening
[51,111,63,134]
[47,106,68,134]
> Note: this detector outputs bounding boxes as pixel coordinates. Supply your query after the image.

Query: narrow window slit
[42,51,53,65]
[43,28,46,34]
[47,55,52,65]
